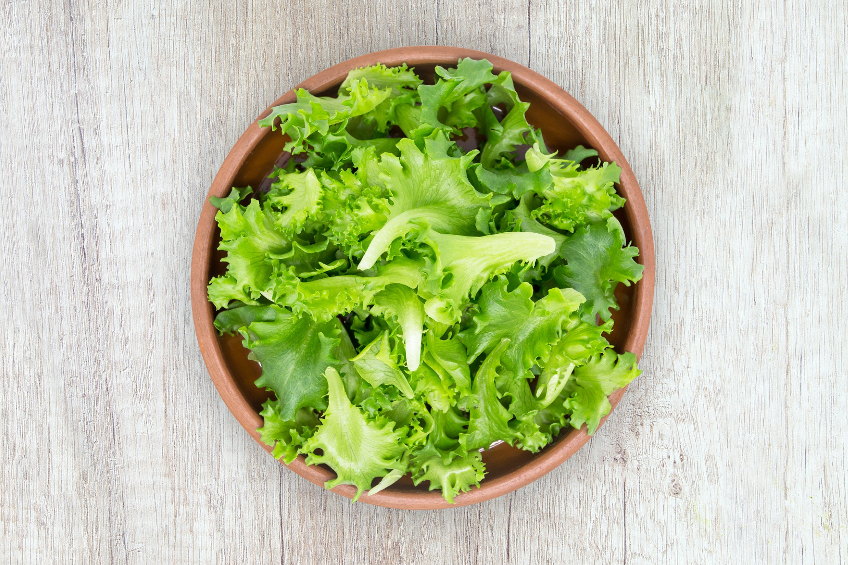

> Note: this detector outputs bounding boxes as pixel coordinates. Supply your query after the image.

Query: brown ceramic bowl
[191,46,655,509]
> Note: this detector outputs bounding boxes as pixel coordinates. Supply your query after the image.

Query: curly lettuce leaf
[240,306,340,420]
[421,332,472,402]
[478,71,543,169]
[461,339,517,451]
[509,193,567,268]
[501,373,548,452]
[409,406,483,502]
[300,129,400,171]
[341,63,422,132]
[351,331,414,398]
[408,362,455,412]
[535,319,612,407]
[342,62,422,94]
[371,283,425,371]
[358,133,491,270]
[546,319,612,367]
[257,402,320,464]
[561,145,599,165]
[274,257,426,321]
[563,349,640,434]
[480,104,531,169]
[207,199,291,308]
[420,230,557,324]
[396,58,497,139]
[554,218,644,322]
[213,304,277,334]
[319,168,390,257]
[257,79,391,155]
[411,448,485,503]
[532,161,624,232]
[269,237,344,279]
[207,275,256,309]
[428,406,470,453]
[470,71,551,193]
[263,168,324,234]
[356,380,433,453]
[533,394,573,445]
[469,161,553,200]
[210,186,252,214]
[303,367,406,501]
[381,396,434,452]
[459,276,585,374]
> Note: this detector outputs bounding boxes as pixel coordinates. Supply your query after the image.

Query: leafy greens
[209,59,644,503]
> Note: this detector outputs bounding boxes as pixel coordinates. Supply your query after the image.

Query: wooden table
[2,1,845,562]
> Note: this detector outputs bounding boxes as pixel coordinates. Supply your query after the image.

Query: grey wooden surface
[1,0,846,563]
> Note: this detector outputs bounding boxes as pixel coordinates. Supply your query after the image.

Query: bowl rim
[191,46,655,510]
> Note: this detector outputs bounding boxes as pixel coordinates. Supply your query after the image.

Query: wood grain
[1,0,845,562]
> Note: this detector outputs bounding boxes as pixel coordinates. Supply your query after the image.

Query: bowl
[191,46,655,509]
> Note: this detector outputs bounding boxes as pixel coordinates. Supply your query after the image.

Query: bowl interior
[200,58,646,501]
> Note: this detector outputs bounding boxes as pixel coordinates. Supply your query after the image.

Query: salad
[208,59,644,503]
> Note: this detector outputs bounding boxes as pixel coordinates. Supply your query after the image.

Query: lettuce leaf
[371,283,425,371]
[303,367,406,501]
[239,306,340,420]
[459,276,585,374]
[396,58,497,139]
[273,257,426,322]
[461,339,518,451]
[409,406,482,502]
[264,169,324,234]
[510,193,567,267]
[341,63,422,132]
[419,229,557,324]
[257,402,320,464]
[422,332,472,402]
[208,199,290,308]
[502,372,548,452]
[469,161,553,200]
[554,218,644,322]
[535,319,612,407]
[351,331,414,398]
[257,80,391,156]
[320,166,389,257]
[563,350,640,434]
[357,133,491,270]
[213,304,277,334]
[410,362,456,413]
[411,448,485,503]
[210,186,252,214]
[532,161,624,232]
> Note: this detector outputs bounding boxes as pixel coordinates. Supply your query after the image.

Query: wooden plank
[530,0,848,563]
[0,0,845,562]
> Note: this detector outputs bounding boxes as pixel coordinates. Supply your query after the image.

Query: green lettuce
[351,331,415,398]
[460,276,585,374]
[532,161,624,232]
[357,132,491,270]
[304,367,406,501]
[208,198,290,308]
[239,306,341,420]
[417,228,557,324]
[372,283,425,371]
[461,339,518,450]
[257,79,392,156]
[554,217,644,322]
[563,350,640,434]
[207,59,645,503]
